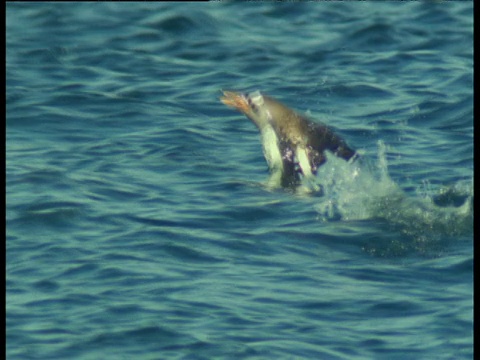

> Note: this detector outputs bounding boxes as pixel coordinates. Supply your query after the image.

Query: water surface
[7,3,473,359]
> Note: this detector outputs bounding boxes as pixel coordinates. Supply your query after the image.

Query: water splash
[312,141,473,241]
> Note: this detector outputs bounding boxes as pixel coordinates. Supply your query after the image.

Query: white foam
[312,141,473,239]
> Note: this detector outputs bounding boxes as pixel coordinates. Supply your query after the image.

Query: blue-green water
[7,2,473,359]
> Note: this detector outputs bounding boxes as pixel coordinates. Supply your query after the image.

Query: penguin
[220,90,357,189]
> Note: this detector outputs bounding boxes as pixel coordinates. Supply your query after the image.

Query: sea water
[7,2,473,359]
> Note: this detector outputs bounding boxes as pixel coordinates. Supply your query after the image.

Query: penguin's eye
[247,97,258,112]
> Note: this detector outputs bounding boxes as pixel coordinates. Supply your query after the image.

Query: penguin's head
[221,90,272,130]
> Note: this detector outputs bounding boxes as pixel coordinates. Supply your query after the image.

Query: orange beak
[220,91,250,114]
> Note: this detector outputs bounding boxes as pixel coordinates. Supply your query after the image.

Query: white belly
[296,145,320,192]
[260,125,284,174]
[296,146,313,178]
[260,126,320,192]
